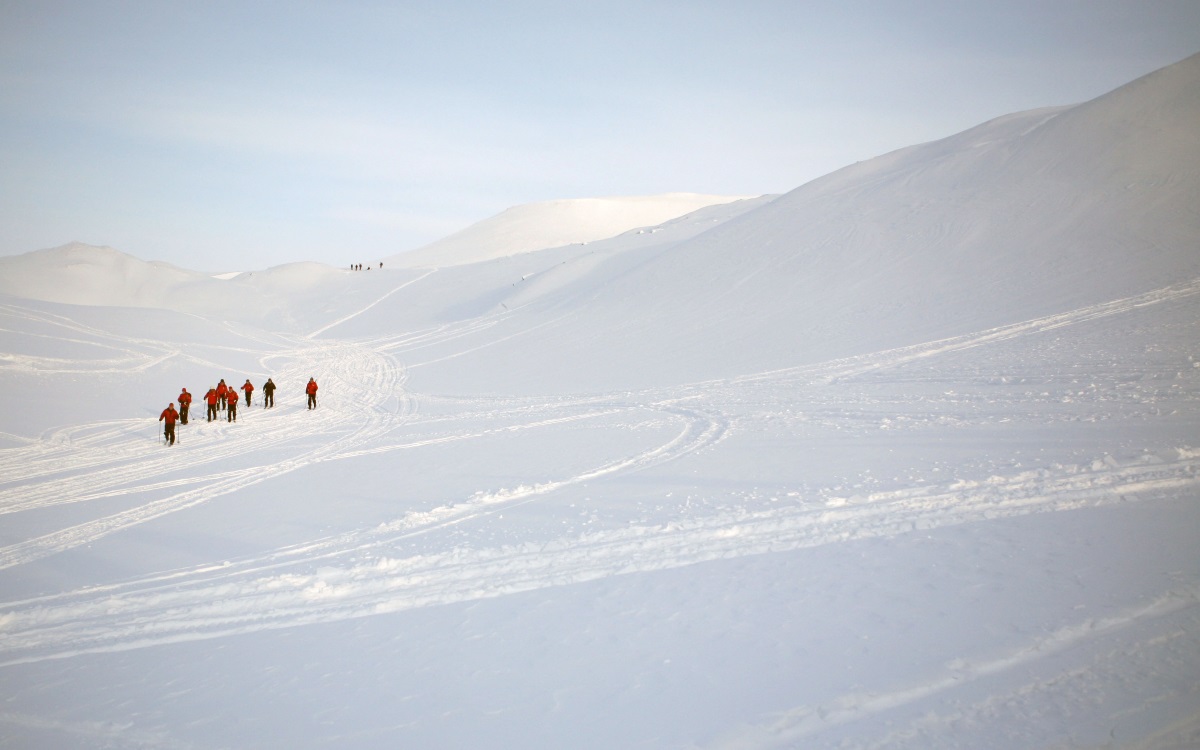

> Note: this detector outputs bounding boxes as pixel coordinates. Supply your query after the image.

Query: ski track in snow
[0,279,1198,666]
[0,335,412,570]
[708,584,1200,750]
[0,451,1196,667]
[305,269,437,338]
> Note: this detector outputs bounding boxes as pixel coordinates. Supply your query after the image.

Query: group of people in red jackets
[158,376,313,446]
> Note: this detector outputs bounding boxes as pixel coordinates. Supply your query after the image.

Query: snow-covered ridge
[460,51,1200,391]
[0,243,395,331]
[0,193,759,319]
[384,192,758,268]
[0,242,207,309]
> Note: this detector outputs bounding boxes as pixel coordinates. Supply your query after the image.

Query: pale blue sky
[2,1,1198,270]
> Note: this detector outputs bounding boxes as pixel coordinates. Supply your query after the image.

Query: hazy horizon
[2,1,1199,270]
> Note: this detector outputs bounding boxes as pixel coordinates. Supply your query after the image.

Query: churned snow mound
[385,192,758,268]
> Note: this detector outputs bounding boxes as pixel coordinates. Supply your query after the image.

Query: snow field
[0,268,1197,747]
[1,54,1199,749]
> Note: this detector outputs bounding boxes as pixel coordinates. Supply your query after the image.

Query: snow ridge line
[0,453,1192,666]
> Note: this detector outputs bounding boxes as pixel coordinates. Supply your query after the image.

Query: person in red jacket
[306,377,318,410]
[159,403,179,445]
[205,388,219,422]
[241,379,254,407]
[177,388,192,425]
[216,380,228,411]
[226,387,239,422]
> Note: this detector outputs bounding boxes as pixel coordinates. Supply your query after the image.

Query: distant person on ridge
[159,403,178,446]
[177,387,192,425]
[226,388,239,422]
[263,377,276,408]
[205,387,219,422]
[241,379,254,407]
[216,379,228,411]
[306,377,318,410]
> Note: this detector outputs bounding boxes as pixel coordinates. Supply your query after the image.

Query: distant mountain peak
[386,193,758,269]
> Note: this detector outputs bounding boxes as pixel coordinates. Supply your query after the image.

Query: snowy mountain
[384,53,1200,394]
[385,192,758,268]
[0,242,212,307]
[0,243,431,332]
[0,54,1198,750]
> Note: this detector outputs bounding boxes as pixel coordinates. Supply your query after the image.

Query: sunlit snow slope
[385,192,758,268]
[379,53,1200,394]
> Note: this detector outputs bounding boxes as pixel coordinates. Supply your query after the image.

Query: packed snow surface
[0,54,1198,749]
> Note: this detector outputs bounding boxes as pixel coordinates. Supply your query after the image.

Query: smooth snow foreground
[1,55,1199,749]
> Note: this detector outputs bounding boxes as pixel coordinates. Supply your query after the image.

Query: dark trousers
[307,393,317,409]
[227,404,237,422]
[164,424,175,445]
[264,392,274,407]
[207,404,217,421]
[180,403,189,424]
[219,394,227,411]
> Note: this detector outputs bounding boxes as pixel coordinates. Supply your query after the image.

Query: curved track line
[307,269,436,338]
[0,278,1195,668]
[0,335,410,568]
[0,400,725,608]
[707,585,1200,749]
[721,278,1200,388]
[0,454,1193,666]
